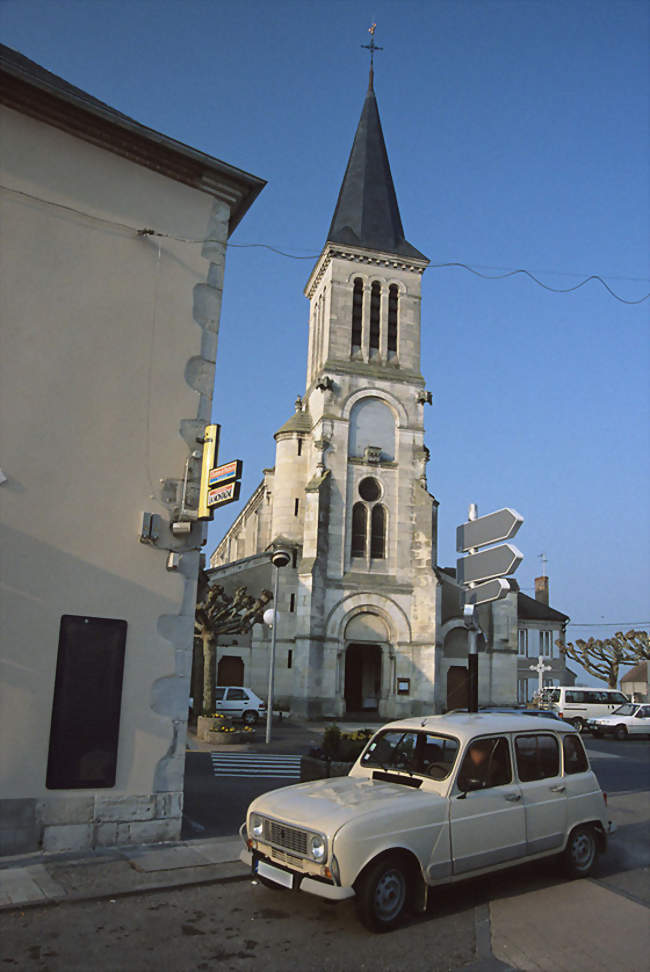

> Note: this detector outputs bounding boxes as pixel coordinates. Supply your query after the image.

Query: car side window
[228,688,247,701]
[215,688,225,701]
[562,734,588,774]
[515,734,560,782]
[457,736,511,791]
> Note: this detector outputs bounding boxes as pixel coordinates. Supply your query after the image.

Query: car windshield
[612,703,636,716]
[360,730,460,781]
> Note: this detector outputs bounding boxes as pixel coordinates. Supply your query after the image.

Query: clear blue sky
[3,1,648,682]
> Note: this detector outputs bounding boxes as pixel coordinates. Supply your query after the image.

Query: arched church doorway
[344,643,381,714]
[217,655,244,686]
[343,612,389,715]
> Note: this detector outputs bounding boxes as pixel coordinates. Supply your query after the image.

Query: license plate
[256,859,294,889]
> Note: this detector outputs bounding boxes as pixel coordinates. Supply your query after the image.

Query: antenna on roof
[361,23,383,90]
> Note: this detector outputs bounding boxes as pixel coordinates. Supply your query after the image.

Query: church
[208,69,560,718]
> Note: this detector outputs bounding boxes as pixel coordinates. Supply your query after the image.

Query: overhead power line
[2,183,648,304]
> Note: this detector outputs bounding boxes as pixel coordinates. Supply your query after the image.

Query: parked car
[240,712,613,932]
[215,686,266,725]
[539,686,629,732]
[473,706,565,720]
[587,702,650,740]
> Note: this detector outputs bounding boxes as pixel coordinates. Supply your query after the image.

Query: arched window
[387,285,398,354]
[351,503,367,558]
[351,278,363,351]
[348,397,395,461]
[370,505,386,559]
[369,282,381,351]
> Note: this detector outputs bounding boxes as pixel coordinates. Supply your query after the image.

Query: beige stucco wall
[0,105,233,852]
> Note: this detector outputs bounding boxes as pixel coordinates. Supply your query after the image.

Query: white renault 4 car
[241,713,613,932]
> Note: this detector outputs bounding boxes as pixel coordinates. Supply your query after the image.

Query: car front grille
[264,819,308,856]
[271,847,305,870]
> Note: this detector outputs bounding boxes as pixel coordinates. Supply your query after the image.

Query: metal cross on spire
[361,23,383,88]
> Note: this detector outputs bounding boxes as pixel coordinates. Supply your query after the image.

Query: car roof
[377,712,573,741]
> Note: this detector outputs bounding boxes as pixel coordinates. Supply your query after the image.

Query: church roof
[327,77,427,261]
[274,408,312,437]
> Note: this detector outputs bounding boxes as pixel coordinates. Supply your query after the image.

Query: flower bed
[300,725,374,780]
[196,713,256,743]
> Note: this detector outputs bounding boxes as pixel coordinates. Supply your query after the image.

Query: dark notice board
[46,615,127,789]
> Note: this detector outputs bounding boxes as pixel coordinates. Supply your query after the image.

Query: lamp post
[263,547,291,744]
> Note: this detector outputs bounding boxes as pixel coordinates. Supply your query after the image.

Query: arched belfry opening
[343,613,389,715]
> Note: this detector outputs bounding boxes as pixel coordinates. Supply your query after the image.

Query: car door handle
[550,785,566,793]
[504,792,521,802]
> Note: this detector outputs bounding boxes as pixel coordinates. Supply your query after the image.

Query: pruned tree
[558,629,649,689]
[194,569,272,715]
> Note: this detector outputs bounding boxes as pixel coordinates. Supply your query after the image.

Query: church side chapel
[209,43,547,718]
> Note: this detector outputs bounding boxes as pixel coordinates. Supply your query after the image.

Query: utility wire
[3,183,648,304]
[566,622,649,628]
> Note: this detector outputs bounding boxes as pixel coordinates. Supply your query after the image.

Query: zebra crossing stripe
[210,753,303,778]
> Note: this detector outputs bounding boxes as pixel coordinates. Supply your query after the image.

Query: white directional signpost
[457,505,524,712]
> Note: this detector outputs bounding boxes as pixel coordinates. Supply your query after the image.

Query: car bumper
[239,847,355,902]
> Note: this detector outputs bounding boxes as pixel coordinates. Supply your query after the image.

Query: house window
[288,649,293,669]
[297,438,303,456]
[351,278,363,351]
[292,549,298,569]
[294,498,300,516]
[387,284,398,353]
[351,503,367,558]
[369,282,380,351]
[518,629,528,656]
[370,504,386,559]
[289,593,295,612]
[540,630,553,656]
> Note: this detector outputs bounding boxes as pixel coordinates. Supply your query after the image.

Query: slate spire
[327,73,426,261]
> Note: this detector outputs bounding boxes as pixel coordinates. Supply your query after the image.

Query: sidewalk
[0,833,247,910]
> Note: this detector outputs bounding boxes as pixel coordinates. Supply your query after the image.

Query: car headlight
[309,833,327,862]
[250,814,264,839]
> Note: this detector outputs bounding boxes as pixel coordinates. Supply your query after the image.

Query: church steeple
[326,78,427,261]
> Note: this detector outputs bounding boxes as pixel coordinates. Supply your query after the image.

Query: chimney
[535,576,549,606]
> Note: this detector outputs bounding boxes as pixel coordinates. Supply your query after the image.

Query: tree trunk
[190,636,204,717]
[202,631,216,716]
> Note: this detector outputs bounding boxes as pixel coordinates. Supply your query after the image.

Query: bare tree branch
[193,569,272,715]
[558,630,648,689]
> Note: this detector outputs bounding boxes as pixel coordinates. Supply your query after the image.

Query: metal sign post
[457,503,524,712]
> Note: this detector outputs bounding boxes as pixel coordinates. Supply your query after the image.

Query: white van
[540,686,629,732]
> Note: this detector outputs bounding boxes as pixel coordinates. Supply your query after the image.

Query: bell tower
[283,57,440,718]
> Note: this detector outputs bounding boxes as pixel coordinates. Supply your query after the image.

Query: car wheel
[563,825,598,878]
[356,855,409,932]
[570,717,584,733]
[615,724,627,741]
[243,710,259,726]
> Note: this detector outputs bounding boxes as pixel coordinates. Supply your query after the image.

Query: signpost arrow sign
[464,578,512,606]
[457,543,523,586]
[457,507,524,553]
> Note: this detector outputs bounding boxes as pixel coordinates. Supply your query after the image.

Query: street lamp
[263,546,291,744]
